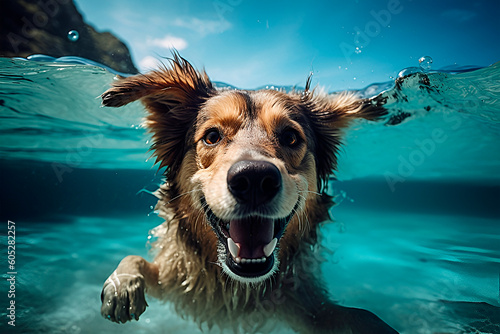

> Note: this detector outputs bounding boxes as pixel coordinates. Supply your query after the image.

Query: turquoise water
[0,57,499,333]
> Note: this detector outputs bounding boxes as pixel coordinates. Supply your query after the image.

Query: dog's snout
[227,160,282,205]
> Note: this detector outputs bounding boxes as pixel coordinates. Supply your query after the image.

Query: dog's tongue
[229,217,274,259]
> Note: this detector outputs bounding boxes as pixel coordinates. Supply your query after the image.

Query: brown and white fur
[100,53,397,333]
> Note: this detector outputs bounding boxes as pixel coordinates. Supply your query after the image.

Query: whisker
[292,194,312,235]
[165,188,201,206]
[208,260,221,268]
[298,190,322,196]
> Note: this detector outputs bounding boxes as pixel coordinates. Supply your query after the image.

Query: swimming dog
[100,53,397,333]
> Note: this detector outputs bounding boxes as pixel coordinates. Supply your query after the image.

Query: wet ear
[305,92,387,187]
[101,53,215,175]
[319,92,388,125]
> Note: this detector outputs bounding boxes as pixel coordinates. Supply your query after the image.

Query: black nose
[227,160,282,206]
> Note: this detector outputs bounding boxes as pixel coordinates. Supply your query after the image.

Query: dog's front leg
[101,255,159,323]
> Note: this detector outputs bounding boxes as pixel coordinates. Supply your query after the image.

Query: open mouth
[201,198,294,281]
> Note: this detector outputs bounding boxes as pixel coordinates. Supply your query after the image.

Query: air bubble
[354,46,362,54]
[398,67,422,78]
[67,30,79,42]
[418,56,433,71]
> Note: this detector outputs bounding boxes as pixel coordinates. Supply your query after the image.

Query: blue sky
[74,0,499,91]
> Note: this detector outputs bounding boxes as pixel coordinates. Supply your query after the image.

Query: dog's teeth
[263,238,278,257]
[228,238,240,259]
[235,257,267,264]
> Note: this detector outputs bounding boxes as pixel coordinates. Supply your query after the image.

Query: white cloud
[138,56,160,72]
[170,17,231,36]
[147,35,188,50]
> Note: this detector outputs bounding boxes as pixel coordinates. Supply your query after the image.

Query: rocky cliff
[0,0,138,74]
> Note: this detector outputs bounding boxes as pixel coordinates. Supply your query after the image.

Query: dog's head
[102,53,385,284]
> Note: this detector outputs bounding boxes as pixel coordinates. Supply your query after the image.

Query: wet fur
[100,53,396,333]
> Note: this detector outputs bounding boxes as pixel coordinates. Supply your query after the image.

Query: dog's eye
[203,129,222,146]
[280,129,300,148]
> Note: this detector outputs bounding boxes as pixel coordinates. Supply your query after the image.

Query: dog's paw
[100,271,148,323]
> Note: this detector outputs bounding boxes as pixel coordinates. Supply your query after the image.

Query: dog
[100,53,397,333]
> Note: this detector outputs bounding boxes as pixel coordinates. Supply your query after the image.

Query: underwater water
[0,56,499,333]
